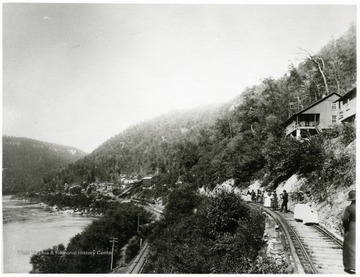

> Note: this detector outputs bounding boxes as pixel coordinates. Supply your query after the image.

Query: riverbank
[11,193,104,218]
[34,202,103,217]
[2,196,95,273]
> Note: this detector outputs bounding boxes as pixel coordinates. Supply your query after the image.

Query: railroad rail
[127,241,150,274]
[313,224,343,247]
[253,203,345,274]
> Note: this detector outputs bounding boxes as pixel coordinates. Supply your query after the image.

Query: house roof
[283,92,341,125]
[333,87,356,102]
[142,177,153,180]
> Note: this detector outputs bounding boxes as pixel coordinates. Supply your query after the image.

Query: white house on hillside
[334,87,356,123]
[284,92,341,139]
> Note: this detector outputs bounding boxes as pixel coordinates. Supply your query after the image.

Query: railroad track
[254,203,345,274]
[127,241,150,274]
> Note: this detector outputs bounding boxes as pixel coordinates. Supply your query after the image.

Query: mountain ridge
[2,135,87,194]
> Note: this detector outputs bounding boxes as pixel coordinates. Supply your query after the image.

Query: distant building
[334,88,356,123]
[284,92,341,139]
[141,177,153,187]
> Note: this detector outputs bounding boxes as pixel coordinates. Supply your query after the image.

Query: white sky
[2,3,357,153]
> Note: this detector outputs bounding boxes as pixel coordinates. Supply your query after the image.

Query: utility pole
[137,214,140,233]
[110,237,118,271]
[137,215,143,247]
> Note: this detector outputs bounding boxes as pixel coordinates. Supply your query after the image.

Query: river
[2,195,95,273]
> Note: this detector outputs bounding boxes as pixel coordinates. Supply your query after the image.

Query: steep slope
[39,24,356,196]
[2,136,86,194]
[43,103,226,189]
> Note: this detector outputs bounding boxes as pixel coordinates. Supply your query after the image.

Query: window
[332,115,337,124]
[331,103,337,110]
[346,99,350,111]
[305,121,310,127]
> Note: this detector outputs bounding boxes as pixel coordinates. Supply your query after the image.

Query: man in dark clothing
[272,191,278,210]
[280,190,288,212]
[343,190,356,274]
[251,190,256,203]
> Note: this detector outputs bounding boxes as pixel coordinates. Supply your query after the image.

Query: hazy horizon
[2,101,224,153]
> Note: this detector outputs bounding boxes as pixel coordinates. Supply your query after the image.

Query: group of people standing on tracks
[248,189,288,212]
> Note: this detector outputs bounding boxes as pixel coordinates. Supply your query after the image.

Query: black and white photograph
[1,1,357,274]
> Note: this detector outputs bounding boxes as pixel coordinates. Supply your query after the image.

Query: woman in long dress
[259,190,264,203]
[264,192,271,207]
[343,190,356,274]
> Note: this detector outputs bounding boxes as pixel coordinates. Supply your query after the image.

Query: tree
[30,244,66,273]
[301,48,330,95]
[163,185,201,224]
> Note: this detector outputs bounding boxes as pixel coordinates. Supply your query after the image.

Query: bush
[262,136,325,185]
[145,191,267,273]
[340,122,356,145]
[125,237,141,263]
[30,244,66,273]
[323,123,356,145]
[163,185,201,224]
[321,151,355,187]
[304,126,355,200]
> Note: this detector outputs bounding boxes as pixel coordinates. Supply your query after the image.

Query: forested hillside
[38,24,356,195]
[26,23,356,275]
[2,136,86,194]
